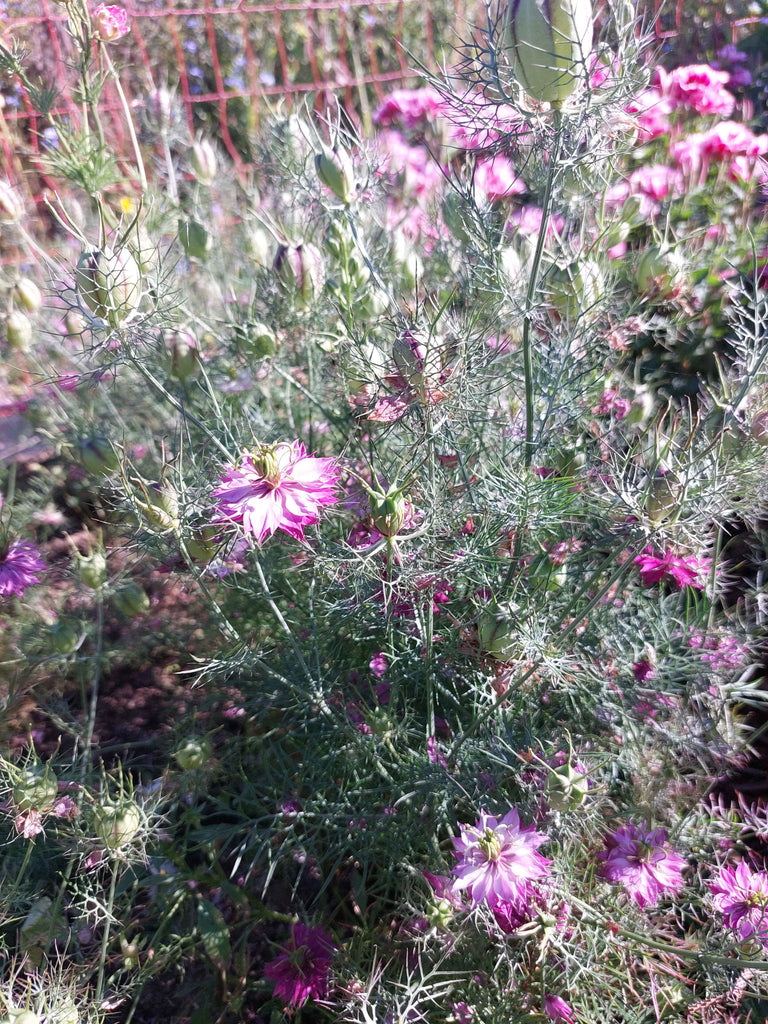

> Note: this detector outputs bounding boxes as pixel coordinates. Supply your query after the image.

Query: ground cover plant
[2,1,768,1022]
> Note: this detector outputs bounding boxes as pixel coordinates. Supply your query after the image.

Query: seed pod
[6,310,32,351]
[174,737,212,771]
[77,436,120,477]
[477,603,518,661]
[164,329,199,381]
[646,471,681,523]
[0,180,22,223]
[315,142,355,204]
[12,277,43,314]
[47,621,79,655]
[112,582,150,619]
[178,218,212,260]
[371,491,408,539]
[95,799,143,849]
[503,0,594,105]
[75,246,142,327]
[12,764,58,812]
[273,242,325,309]
[77,549,108,591]
[545,762,590,812]
[548,259,605,322]
[190,138,217,186]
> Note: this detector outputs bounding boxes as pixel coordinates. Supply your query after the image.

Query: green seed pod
[477,603,519,661]
[6,310,32,351]
[0,180,22,223]
[77,549,108,591]
[636,245,685,299]
[164,329,199,381]
[12,277,43,314]
[315,142,355,204]
[190,138,217,186]
[545,762,590,811]
[47,621,79,655]
[75,246,142,327]
[548,259,605,322]
[77,436,120,477]
[503,0,594,105]
[174,737,212,771]
[371,491,408,539]
[237,321,277,359]
[12,764,58,812]
[95,799,143,849]
[178,218,213,260]
[112,582,150,619]
[646,471,682,523]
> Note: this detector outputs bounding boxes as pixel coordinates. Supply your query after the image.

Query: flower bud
[503,0,594,105]
[0,181,22,223]
[6,310,33,351]
[178,218,213,260]
[190,138,217,186]
[135,481,179,531]
[12,763,58,812]
[273,242,325,309]
[75,246,142,327]
[315,142,355,203]
[112,582,150,619]
[164,329,199,381]
[94,798,143,849]
[245,225,272,266]
[12,278,43,314]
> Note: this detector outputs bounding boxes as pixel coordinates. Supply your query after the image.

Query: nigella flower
[634,546,709,590]
[545,994,577,1023]
[709,860,768,948]
[451,808,550,909]
[263,923,335,1007]
[0,538,45,598]
[212,440,340,544]
[93,4,130,42]
[596,822,686,908]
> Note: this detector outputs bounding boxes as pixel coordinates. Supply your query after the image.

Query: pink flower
[15,809,43,839]
[545,994,577,1023]
[473,155,525,201]
[451,808,550,909]
[0,539,45,598]
[92,4,129,42]
[263,924,335,1006]
[710,861,768,947]
[369,652,388,678]
[660,64,735,117]
[625,88,672,142]
[597,822,686,908]
[634,546,708,590]
[373,87,445,130]
[212,440,340,544]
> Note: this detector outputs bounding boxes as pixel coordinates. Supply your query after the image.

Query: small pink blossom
[264,924,335,1007]
[634,546,708,590]
[373,87,445,130]
[597,822,686,908]
[369,652,388,678]
[212,440,340,544]
[0,539,45,598]
[15,809,43,838]
[625,88,672,142]
[473,155,526,202]
[451,807,550,909]
[659,64,735,117]
[710,860,768,947]
[92,4,129,42]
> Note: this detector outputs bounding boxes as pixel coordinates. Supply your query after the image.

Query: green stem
[95,864,119,1003]
[522,110,563,469]
[101,47,147,194]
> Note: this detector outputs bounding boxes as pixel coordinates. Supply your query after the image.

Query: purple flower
[212,440,340,544]
[710,861,768,948]
[634,546,708,590]
[451,808,550,909]
[545,994,577,1023]
[597,822,686,908]
[0,539,45,598]
[263,923,335,1007]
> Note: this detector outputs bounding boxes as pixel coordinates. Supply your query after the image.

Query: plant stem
[522,110,563,469]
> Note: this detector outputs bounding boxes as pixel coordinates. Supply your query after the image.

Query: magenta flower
[0,539,45,598]
[709,861,768,948]
[545,994,577,1023]
[92,4,129,42]
[597,822,686,908]
[212,440,340,544]
[451,808,550,909]
[634,546,708,590]
[263,923,335,1007]
[659,64,735,117]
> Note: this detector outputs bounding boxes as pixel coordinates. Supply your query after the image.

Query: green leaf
[197,898,231,969]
